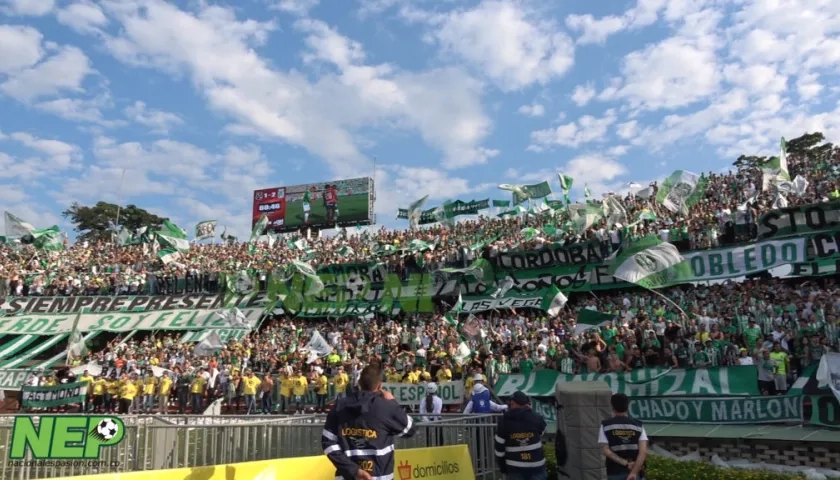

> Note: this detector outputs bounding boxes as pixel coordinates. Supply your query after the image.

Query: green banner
[757,200,840,240]
[809,395,840,428]
[494,367,760,398]
[513,181,552,205]
[531,395,800,427]
[397,199,489,224]
[21,381,88,408]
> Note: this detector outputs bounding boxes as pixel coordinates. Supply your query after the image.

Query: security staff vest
[601,416,645,476]
[470,389,491,413]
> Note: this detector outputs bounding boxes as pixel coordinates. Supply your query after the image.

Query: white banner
[0,309,262,336]
[381,381,465,405]
[816,352,840,405]
[681,238,806,281]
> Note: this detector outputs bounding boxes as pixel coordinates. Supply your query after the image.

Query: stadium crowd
[7,141,840,415]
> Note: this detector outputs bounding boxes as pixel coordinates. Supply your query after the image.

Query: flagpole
[113,168,126,242]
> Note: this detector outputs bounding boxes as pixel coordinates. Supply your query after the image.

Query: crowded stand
[2,133,840,417]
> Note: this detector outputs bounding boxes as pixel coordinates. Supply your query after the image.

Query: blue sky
[1,0,838,239]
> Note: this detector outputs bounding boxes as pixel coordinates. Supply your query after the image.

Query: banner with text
[21,381,88,408]
[809,395,840,428]
[757,200,840,240]
[397,199,490,224]
[494,366,760,398]
[530,395,800,427]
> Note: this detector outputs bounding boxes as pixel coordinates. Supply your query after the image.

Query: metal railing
[0,413,503,480]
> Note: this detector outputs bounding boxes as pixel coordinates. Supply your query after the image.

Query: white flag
[4,211,35,237]
[194,332,225,357]
[541,286,567,317]
[306,330,333,363]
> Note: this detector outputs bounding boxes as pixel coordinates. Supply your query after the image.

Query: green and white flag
[541,285,568,317]
[163,219,188,239]
[4,211,34,238]
[405,195,429,229]
[336,245,354,257]
[444,294,463,326]
[157,232,189,252]
[569,203,603,232]
[558,174,573,192]
[454,341,472,366]
[21,381,87,408]
[289,260,325,296]
[511,181,552,206]
[521,227,539,241]
[158,247,181,264]
[609,237,686,289]
[250,214,269,243]
[116,226,132,246]
[656,170,708,213]
[492,199,511,208]
[761,137,792,191]
[195,220,217,241]
[583,184,591,198]
[31,226,64,251]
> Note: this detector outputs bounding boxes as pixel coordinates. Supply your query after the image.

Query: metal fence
[0,413,503,480]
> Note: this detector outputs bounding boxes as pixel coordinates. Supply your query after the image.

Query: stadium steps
[29,331,103,371]
[0,335,39,361]
[0,334,69,369]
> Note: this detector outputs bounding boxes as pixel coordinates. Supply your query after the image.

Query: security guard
[598,394,648,480]
[322,364,416,480]
[494,391,547,479]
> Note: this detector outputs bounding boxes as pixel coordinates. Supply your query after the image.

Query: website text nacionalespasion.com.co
[8,460,121,468]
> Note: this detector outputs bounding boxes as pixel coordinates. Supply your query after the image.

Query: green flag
[250,214,269,243]
[558,174,573,191]
[541,285,567,317]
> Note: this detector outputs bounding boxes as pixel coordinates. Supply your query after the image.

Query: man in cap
[494,391,547,479]
[464,374,507,414]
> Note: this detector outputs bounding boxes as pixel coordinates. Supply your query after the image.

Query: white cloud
[98,1,494,173]
[0,25,44,74]
[417,0,575,91]
[1,0,55,16]
[36,96,125,127]
[123,101,184,134]
[56,1,109,34]
[0,45,93,102]
[616,120,638,140]
[796,73,823,101]
[528,109,617,151]
[8,131,83,170]
[565,14,627,45]
[272,0,319,15]
[518,103,545,117]
[570,83,596,106]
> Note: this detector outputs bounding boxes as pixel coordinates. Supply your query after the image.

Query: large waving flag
[608,237,687,289]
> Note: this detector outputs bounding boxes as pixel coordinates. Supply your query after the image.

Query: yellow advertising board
[52,445,474,480]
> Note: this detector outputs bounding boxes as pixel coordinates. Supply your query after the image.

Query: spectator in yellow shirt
[190,371,207,414]
[333,366,349,400]
[280,372,294,413]
[436,361,453,383]
[770,342,790,393]
[106,378,119,413]
[241,371,261,415]
[119,375,137,414]
[158,373,173,414]
[316,371,329,412]
[142,373,158,413]
[91,376,106,413]
[292,370,308,412]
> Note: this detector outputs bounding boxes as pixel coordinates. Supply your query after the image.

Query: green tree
[62,202,166,243]
[733,132,837,169]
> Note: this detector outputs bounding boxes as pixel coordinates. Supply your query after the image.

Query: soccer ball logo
[92,418,120,441]
[344,273,367,299]
[233,272,255,295]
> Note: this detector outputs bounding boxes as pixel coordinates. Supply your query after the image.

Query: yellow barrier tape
[53,445,474,480]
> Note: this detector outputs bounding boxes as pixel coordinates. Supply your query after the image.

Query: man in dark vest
[494,391,547,479]
[598,393,648,480]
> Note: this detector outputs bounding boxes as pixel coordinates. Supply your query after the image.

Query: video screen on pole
[252,177,374,233]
